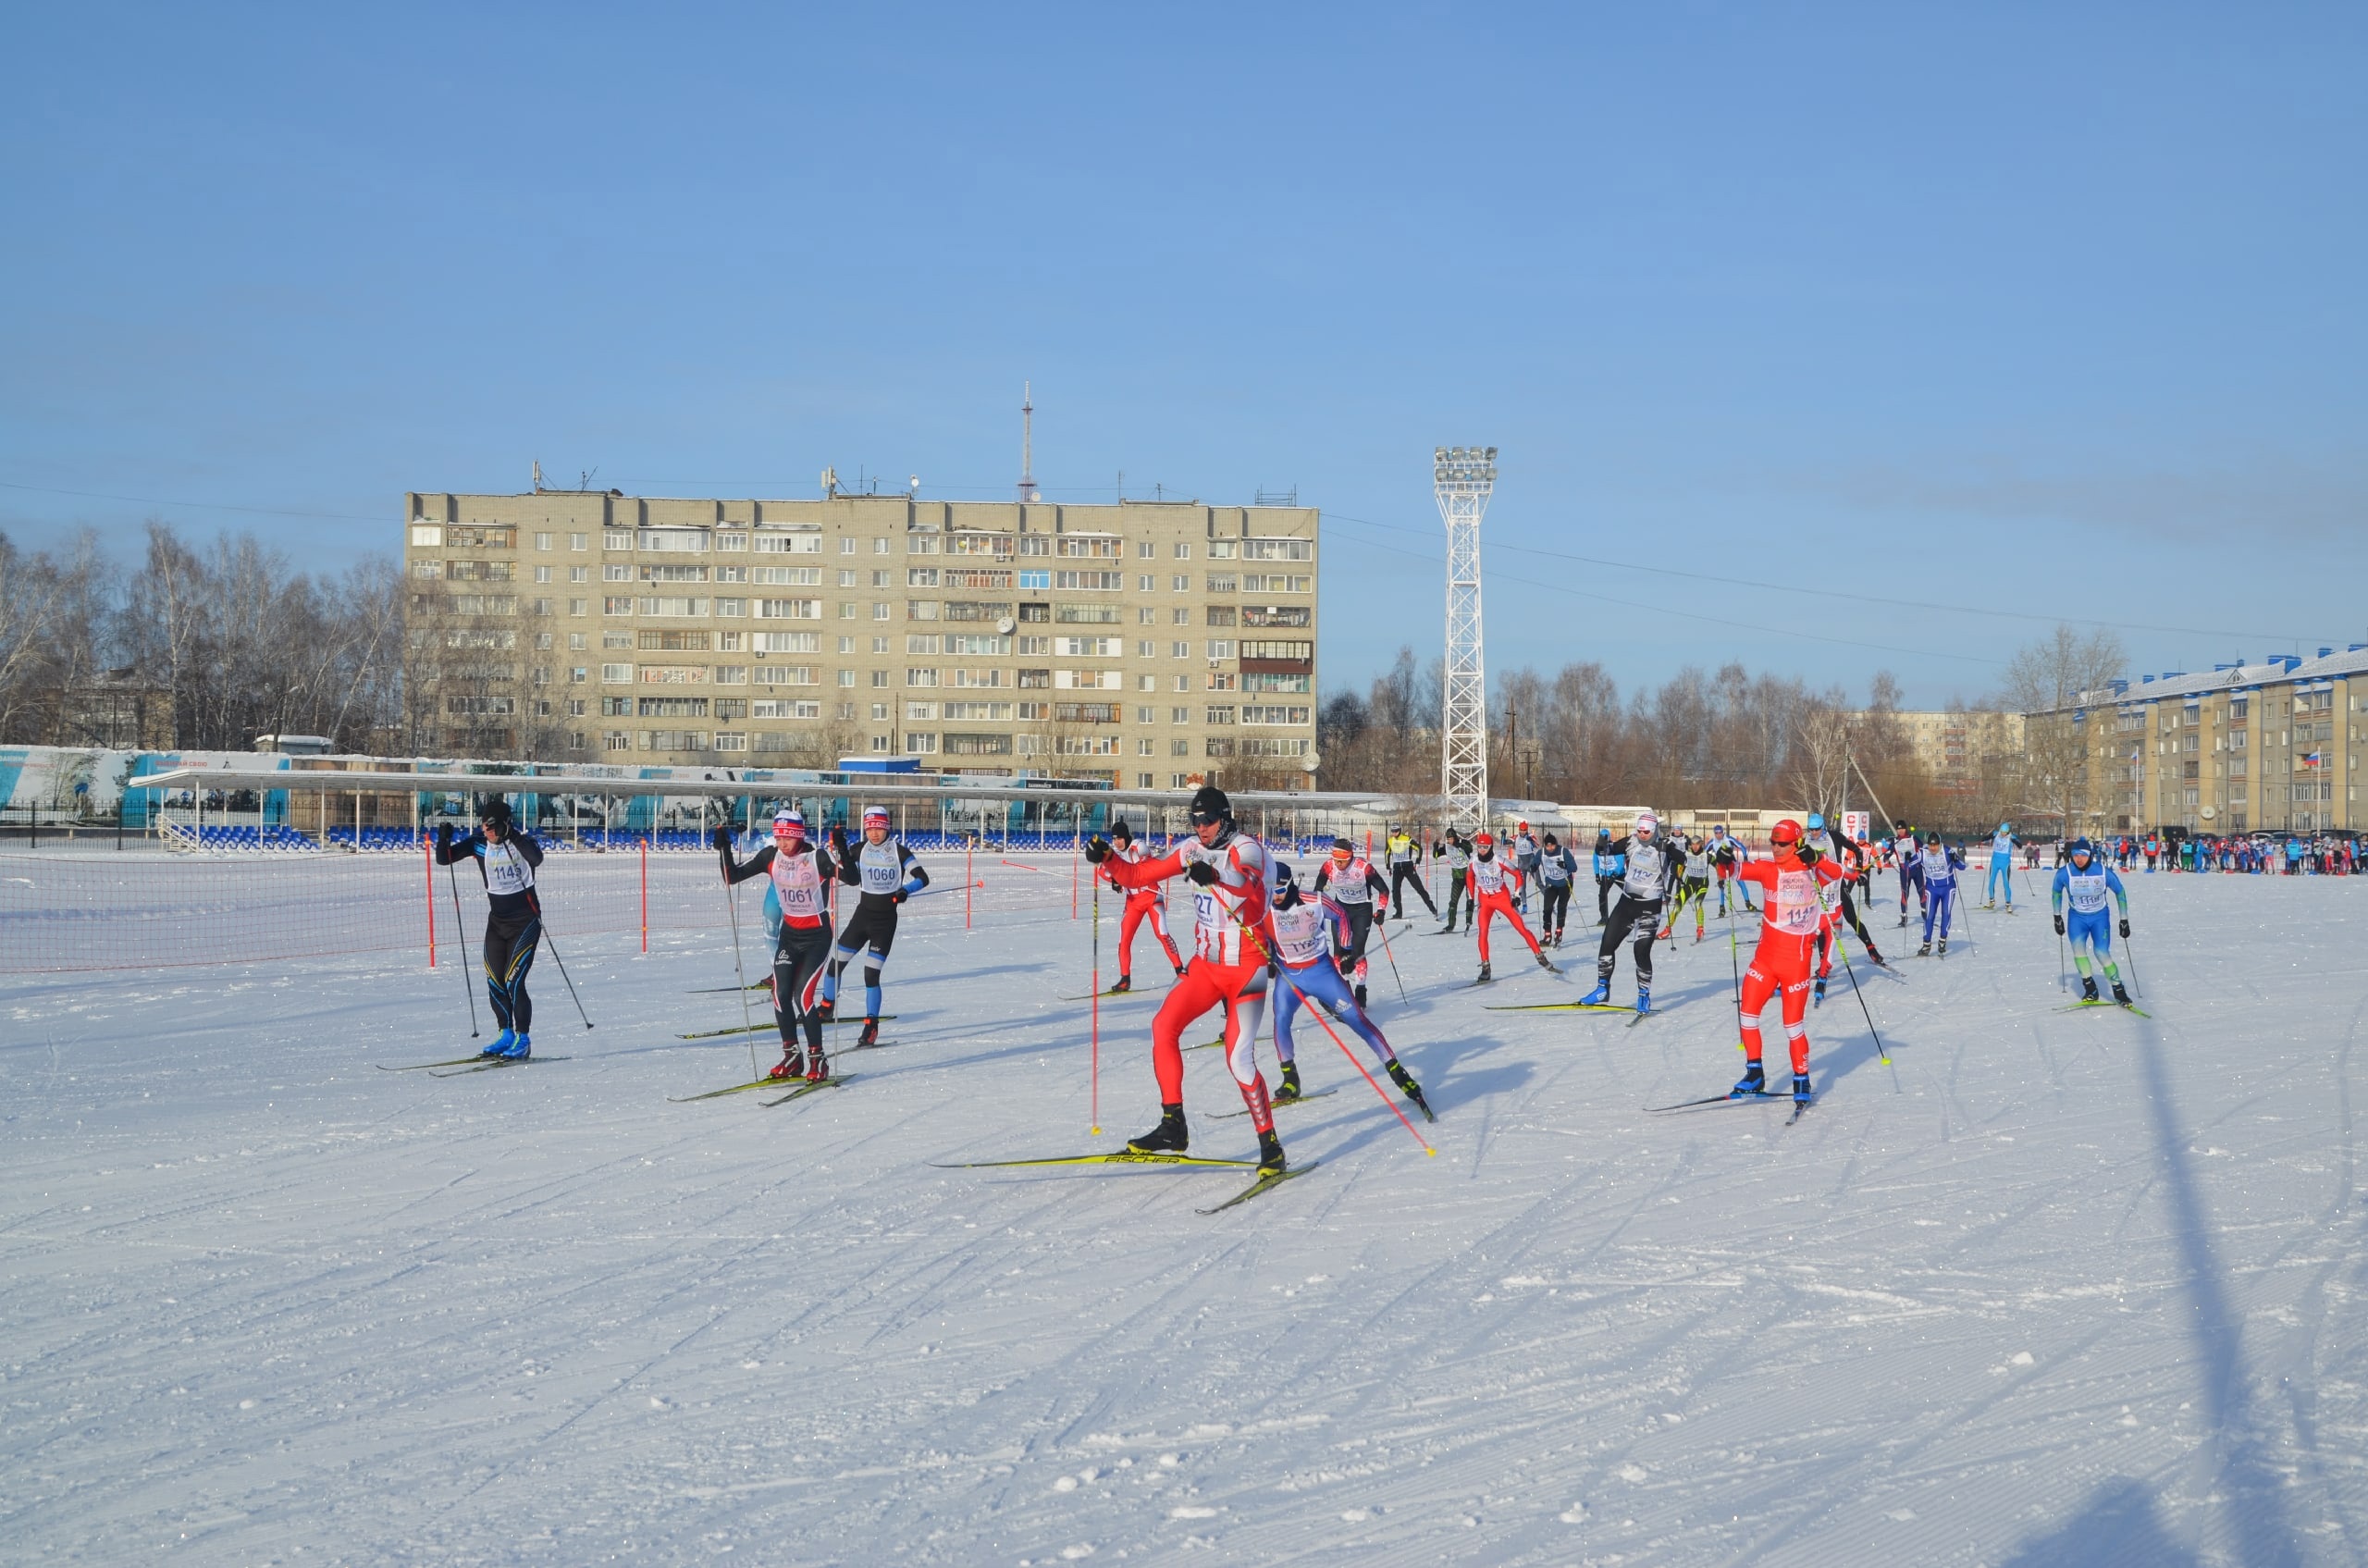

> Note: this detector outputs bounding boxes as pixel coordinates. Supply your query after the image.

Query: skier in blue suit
[2051,838,2133,1006]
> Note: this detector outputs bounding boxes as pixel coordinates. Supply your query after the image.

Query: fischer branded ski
[670,1077,785,1103]
[1483,1001,1632,1014]
[679,1015,895,1040]
[378,1055,499,1072]
[928,1150,1255,1171]
[1199,1163,1318,1215]
[426,1056,569,1078]
[760,1074,852,1108]
[2056,999,2152,1019]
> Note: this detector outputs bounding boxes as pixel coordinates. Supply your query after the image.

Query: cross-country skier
[1512,821,1541,914]
[1581,810,1683,1013]
[1386,827,1437,920]
[1438,829,1474,932]
[2052,838,2135,1005]
[1085,784,1289,1172]
[1591,828,1625,922]
[1676,832,1714,942]
[1535,832,1579,946]
[1894,823,1926,925]
[1917,837,1966,956]
[817,805,929,1047]
[1727,818,1849,1105]
[716,809,844,1080]
[435,796,544,1059]
[1708,826,1755,914]
[1805,814,1886,995]
[1313,835,1389,1008]
[1466,830,1555,982]
[1266,862,1427,1114]
[1101,821,1185,992]
[1984,822,2017,907]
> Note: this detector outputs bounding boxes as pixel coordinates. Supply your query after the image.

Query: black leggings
[483,908,540,1032]
[1444,870,1471,926]
[1596,875,1619,921]
[1540,882,1572,933]
[1389,861,1437,915]
[772,921,832,1056]
[1337,903,1376,970]
[1597,895,1662,982]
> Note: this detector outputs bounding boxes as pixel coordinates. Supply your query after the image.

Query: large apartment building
[401,490,1320,789]
[2028,646,2368,835]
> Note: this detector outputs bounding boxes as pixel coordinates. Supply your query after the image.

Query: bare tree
[1999,625,2128,835]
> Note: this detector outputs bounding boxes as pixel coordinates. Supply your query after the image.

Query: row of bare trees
[0,521,410,753]
[1320,630,2130,834]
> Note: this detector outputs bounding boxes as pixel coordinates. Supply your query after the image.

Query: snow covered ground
[5,855,2365,1566]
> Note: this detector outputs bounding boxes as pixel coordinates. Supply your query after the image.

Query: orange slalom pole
[966,839,974,931]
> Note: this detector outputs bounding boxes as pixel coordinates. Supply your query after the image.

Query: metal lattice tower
[1434,445,1497,830]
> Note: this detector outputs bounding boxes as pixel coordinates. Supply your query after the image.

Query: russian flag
[2301,751,2323,770]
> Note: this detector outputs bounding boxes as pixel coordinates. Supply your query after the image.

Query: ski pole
[1726,895,1745,1053]
[1373,906,1409,1005]
[722,843,761,1081]
[445,849,480,1038]
[2055,905,2067,994]
[2120,927,2143,999]
[535,912,596,1030]
[1090,869,1101,1135]
[1220,905,1433,1154]
[1833,937,1890,1065]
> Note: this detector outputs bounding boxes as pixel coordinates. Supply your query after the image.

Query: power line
[1325,510,2333,650]
[0,480,388,525]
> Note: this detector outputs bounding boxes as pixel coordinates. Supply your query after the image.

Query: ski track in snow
[3,859,2365,1564]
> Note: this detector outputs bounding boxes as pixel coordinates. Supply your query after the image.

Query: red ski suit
[1465,854,1544,965]
[1733,853,1847,1074]
[1100,842,1183,979]
[1101,826,1278,1133]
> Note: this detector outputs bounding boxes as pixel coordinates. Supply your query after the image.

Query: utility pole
[1435,445,1498,832]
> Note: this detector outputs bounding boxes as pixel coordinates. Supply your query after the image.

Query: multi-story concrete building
[2027,646,2368,835]
[401,490,1320,790]
[1855,708,2026,796]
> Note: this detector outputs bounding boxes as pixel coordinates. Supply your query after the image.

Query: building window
[871,636,890,653]
[409,525,443,547]
[1206,706,1237,725]
[1172,707,1190,723]
[533,532,553,551]
[603,732,631,751]
[1138,737,1155,755]
[717,532,747,551]
[568,533,587,551]
[569,565,589,583]
[873,603,892,621]
[1208,540,1237,560]
[604,531,632,550]
[600,663,634,684]
[1171,574,1190,592]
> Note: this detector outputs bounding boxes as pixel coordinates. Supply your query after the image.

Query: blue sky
[4,4,2362,707]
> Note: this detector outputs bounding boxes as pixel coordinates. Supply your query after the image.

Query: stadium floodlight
[1435,444,1498,830]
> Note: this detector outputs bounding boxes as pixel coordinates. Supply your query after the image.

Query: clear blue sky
[4,4,2362,707]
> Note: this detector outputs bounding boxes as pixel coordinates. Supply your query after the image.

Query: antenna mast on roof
[1018,381,1040,502]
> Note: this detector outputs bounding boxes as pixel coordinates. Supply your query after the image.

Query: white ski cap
[1635,810,1659,835]
[862,805,890,825]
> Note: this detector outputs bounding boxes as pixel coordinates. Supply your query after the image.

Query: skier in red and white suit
[1465,831,1555,982]
[1099,821,1184,992]
[1087,784,1289,1172]
[1728,818,1847,1105]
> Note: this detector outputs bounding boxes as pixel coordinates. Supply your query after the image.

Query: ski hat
[1597,827,1611,841]
[1189,784,1231,825]
[1806,812,1824,831]
[1110,821,1134,843]
[771,807,806,838]
[1998,821,2011,833]
[1274,860,1296,887]
[1474,831,1495,848]
[862,805,891,828]
[476,795,512,827]
[2069,836,2094,859]
[1518,820,1530,833]
[1769,818,1804,848]
[1634,810,1658,837]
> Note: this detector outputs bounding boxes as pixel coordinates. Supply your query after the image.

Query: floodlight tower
[1434,445,1498,831]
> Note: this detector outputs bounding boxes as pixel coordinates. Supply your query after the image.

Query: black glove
[1187,860,1219,886]
[1796,844,1822,867]
[1082,835,1112,864]
[436,822,453,850]
[711,824,734,852]
[2054,913,2066,935]
[891,887,908,904]
[2119,918,2130,939]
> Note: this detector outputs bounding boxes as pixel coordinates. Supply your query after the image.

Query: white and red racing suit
[1465,852,1544,965]
[1101,840,1184,981]
[1733,851,1847,1075]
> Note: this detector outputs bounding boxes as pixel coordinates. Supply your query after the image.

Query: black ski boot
[1864,943,1884,966]
[1174,963,1189,979]
[857,1017,881,1048]
[1128,1104,1189,1154]
[1916,941,1931,957]
[2111,980,2132,1006]
[1108,974,1131,994]
[1386,1057,1426,1109]
[1353,982,1368,1009]
[1256,1128,1288,1174]
[1936,937,1948,957]
[1536,950,1559,973]
[2080,974,2099,1002]
[1275,1062,1301,1104]
[812,997,835,1025]
[1474,961,1492,983]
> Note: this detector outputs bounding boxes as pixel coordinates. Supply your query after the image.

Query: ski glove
[1082,835,1111,864]
[2119,918,2130,938]
[436,822,453,849]
[1187,859,1219,886]
[2054,913,2066,935]
[1796,845,1822,867]
[711,824,734,852]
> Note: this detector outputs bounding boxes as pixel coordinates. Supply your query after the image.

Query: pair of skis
[929,1148,1314,1214]
[2058,997,2152,1019]
[1648,1088,1814,1126]
[376,1054,568,1077]
[678,1014,897,1041]
[1486,998,1654,1027]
